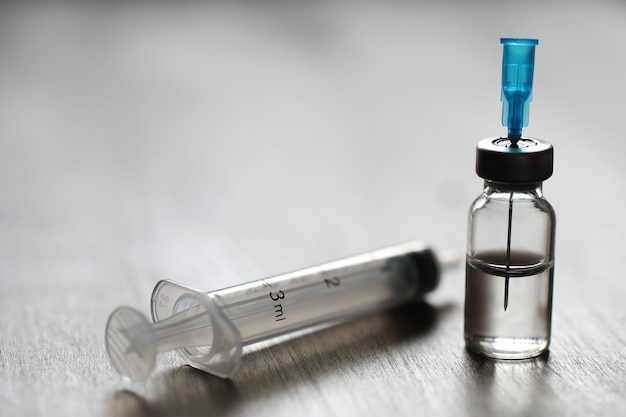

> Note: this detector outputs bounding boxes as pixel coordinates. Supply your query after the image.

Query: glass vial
[465,137,555,359]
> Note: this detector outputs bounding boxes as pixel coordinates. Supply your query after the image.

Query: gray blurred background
[1,1,625,416]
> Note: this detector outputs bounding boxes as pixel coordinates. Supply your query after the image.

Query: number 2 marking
[324,277,341,288]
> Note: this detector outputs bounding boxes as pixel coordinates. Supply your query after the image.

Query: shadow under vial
[463,348,555,417]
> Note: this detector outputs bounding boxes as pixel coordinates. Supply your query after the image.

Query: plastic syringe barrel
[208,241,440,345]
[149,241,454,378]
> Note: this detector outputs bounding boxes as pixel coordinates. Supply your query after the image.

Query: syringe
[105,241,457,380]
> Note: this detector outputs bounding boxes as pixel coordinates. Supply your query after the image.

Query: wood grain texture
[1,2,625,416]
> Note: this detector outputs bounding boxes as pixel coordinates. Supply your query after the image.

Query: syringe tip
[436,249,461,270]
[105,306,157,381]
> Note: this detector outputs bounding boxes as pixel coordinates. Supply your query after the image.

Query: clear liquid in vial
[464,250,554,359]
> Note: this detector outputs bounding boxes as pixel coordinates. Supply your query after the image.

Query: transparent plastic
[465,181,555,359]
[105,241,458,380]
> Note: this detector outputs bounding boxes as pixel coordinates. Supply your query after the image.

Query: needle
[504,192,513,311]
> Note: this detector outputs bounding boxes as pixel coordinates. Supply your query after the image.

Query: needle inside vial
[504,191,513,311]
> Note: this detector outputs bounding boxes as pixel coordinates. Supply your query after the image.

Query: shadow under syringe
[109,301,455,417]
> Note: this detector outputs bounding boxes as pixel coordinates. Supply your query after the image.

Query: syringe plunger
[105,241,457,380]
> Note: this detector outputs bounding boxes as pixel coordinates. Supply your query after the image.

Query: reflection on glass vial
[465,250,553,359]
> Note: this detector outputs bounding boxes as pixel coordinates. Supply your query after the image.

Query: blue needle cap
[500,38,538,141]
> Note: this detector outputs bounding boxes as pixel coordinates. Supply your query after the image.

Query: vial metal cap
[476,137,553,183]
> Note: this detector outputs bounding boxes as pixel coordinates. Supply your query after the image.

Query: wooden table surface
[1,1,625,416]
